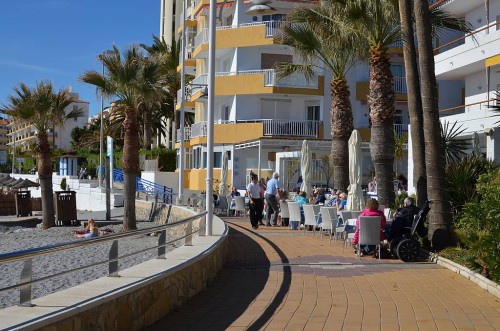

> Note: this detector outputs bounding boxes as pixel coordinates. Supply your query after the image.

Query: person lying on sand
[73,219,99,239]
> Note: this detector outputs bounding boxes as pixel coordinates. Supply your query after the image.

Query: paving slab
[146,217,500,331]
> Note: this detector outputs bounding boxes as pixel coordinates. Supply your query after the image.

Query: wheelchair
[388,200,432,262]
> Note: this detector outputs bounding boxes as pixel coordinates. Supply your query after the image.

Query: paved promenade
[147,217,500,331]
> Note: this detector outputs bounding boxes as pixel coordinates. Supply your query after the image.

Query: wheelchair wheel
[396,239,420,262]
[389,239,400,257]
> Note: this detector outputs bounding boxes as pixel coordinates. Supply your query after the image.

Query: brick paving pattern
[146,218,500,331]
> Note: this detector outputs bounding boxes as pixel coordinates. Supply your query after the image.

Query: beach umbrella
[219,151,229,195]
[347,130,365,211]
[300,140,313,197]
[472,132,481,156]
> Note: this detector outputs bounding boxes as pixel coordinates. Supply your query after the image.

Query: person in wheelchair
[385,197,420,241]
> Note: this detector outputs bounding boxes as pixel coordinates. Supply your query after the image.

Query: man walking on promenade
[265,172,285,226]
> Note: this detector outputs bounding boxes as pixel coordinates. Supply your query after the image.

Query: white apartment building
[174,0,413,192]
[433,0,500,162]
[8,92,90,152]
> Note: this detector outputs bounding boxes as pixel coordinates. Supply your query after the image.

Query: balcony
[189,70,323,100]
[176,127,192,142]
[182,119,323,146]
[193,21,291,57]
[434,22,500,78]
[356,76,408,101]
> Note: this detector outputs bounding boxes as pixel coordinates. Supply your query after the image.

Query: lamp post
[179,0,187,198]
[98,50,113,188]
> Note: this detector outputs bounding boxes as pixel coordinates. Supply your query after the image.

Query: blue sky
[0,0,160,117]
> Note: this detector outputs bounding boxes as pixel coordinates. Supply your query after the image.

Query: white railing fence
[393,76,407,94]
[262,120,320,137]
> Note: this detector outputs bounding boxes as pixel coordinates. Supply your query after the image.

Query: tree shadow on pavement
[145,221,292,331]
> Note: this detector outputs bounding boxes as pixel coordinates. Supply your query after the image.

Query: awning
[197,2,234,18]
[485,54,500,67]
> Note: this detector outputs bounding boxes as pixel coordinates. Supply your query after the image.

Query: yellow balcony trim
[486,54,500,67]
[175,101,195,111]
[177,60,196,72]
[192,44,208,59]
[177,20,197,35]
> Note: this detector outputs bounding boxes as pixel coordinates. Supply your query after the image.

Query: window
[221,105,230,122]
[261,53,292,70]
[395,109,403,125]
[214,152,222,168]
[260,99,291,120]
[306,104,320,121]
[262,14,285,22]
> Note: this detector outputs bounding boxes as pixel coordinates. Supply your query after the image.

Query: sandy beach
[0,222,176,309]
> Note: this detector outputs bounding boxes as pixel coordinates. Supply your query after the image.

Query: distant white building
[7,92,90,151]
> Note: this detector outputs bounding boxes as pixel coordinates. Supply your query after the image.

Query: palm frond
[440,121,469,164]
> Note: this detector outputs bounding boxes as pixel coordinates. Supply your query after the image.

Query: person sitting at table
[326,190,340,207]
[74,219,99,239]
[294,191,308,225]
[385,197,420,241]
[352,198,387,255]
[314,188,326,205]
[336,192,348,211]
[231,187,241,197]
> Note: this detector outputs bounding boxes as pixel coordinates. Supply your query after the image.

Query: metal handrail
[0,208,207,306]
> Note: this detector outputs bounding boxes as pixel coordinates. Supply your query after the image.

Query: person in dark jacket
[386,197,420,241]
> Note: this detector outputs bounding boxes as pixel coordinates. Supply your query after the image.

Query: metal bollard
[19,259,35,307]
[158,230,167,258]
[185,221,193,246]
[109,240,119,277]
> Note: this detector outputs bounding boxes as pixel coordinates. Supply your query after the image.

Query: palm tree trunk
[414,0,454,249]
[330,78,353,192]
[399,0,427,205]
[369,46,396,206]
[143,106,152,150]
[36,133,55,229]
[122,108,139,231]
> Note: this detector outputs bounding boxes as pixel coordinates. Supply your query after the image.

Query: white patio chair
[230,196,246,217]
[320,207,337,243]
[357,216,382,259]
[287,202,301,230]
[218,195,229,216]
[279,201,290,226]
[303,204,319,236]
[350,211,362,219]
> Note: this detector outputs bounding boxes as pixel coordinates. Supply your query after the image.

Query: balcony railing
[393,76,407,94]
[190,69,319,93]
[393,124,408,139]
[261,120,319,137]
[183,119,321,140]
[176,127,192,142]
[191,121,208,138]
[194,21,290,50]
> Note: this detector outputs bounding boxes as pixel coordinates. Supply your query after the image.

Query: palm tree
[413,0,454,249]
[80,46,157,231]
[326,0,401,206]
[141,36,182,148]
[398,0,427,205]
[279,3,361,192]
[1,81,82,229]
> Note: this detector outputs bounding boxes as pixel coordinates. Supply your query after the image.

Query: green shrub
[60,177,67,191]
[446,155,495,215]
[455,168,500,283]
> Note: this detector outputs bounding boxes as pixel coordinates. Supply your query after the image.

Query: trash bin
[53,191,77,226]
[15,191,32,217]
